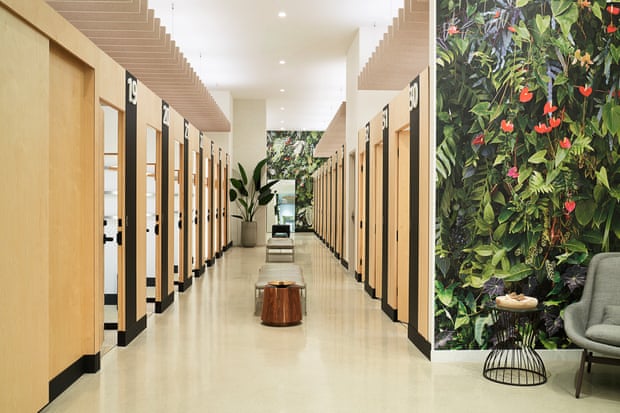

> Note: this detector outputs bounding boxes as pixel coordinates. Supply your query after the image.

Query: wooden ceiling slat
[358,0,430,91]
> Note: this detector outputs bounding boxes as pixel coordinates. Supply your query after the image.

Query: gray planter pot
[241,221,257,247]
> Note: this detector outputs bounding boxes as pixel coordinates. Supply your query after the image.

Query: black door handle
[154,224,159,235]
[103,235,114,244]
[116,231,123,246]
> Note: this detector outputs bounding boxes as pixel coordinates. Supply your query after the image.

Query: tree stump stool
[261,282,302,326]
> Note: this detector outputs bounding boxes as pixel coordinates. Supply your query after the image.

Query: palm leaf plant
[229,158,279,222]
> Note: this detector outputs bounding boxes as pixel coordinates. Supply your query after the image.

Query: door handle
[116,231,123,246]
[154,223,159,235]
[103,235,114,244]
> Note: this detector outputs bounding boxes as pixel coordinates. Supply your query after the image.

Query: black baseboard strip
[381,302,398,321]
[335,252,340,260]
[341,259,349,270]
[146,277,156,287]
[355,271,362,282]
[206,258,215,267]
[48,353,100,402]
[200,264,206,275]
[155,292,174,314]
[176,276,193,292]
[118,315,147,347]
[192,269,201,278]
[104,322,118,330]
[146,297,156,303]
[215,252,222,259]
[364,282,376,299]
[408,329,432,360]
[104,294,117,305]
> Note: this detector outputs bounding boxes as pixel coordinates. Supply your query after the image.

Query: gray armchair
[564,252,620,398]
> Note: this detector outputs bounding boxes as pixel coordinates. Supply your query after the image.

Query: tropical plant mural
[435,0,620,350]
[266,131,325,231]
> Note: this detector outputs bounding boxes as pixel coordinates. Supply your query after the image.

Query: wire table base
[483,303,547,386]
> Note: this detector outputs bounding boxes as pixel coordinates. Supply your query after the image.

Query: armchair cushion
[602,305,620,325]
[585,323,620,346]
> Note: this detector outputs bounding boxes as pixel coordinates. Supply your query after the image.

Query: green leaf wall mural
[436,0,620,350]
[266,131,325,231]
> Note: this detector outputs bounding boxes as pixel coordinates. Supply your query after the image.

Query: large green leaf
[238,162,248,185]
[528,150,547,164]
[474,315,493,347]
[252,158,268,189]
[230,178,248,197]
[483,203,495,224]
[473,245,495,257]
[229,188,238,202]
[436,281,457,307]
[602,103,620,137]
[551,0,579,37]
[596,167,610,190]
[502,263,533,282]
[575,200,596,226]
[561,239,588,253]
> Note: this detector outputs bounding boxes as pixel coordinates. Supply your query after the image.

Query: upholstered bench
[255,263,306,315]
[265,237,295,262]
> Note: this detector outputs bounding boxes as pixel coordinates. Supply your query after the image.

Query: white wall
[210,90,233,157]
[231,99,267,246]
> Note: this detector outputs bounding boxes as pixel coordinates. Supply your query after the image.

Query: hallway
[42,234,619,412]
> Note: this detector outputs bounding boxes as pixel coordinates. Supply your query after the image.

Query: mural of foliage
[435,0,620,350]
[266,131,325,231]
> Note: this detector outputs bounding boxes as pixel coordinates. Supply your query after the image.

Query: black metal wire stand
[483,303,547,386]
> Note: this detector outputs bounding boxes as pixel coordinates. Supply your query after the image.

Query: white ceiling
[147,0,401,131]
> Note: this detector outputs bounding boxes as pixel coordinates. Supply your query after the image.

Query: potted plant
[229,158,278,247]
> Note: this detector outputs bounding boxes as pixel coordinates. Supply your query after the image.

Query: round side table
[261,282,302,326]
[483,303,547,386]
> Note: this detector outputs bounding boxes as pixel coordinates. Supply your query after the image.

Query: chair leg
[575,349,587,398]
[587,351,593,373]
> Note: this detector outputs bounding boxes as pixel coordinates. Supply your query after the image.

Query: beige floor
[43,234,619,412]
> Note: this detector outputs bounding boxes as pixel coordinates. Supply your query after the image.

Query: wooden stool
[261,282,302,326]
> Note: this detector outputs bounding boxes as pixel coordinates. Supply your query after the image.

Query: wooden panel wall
[0,7,50,411]
[1,1,233,409]
[389,88,411,321]
[369,112,383,298]
[48,42,96,379]
[417,68,431,340]
[357,128,366,281]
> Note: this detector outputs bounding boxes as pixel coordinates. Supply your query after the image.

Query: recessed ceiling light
[280,88,285,93]
[279,60,286,65]
[280,120,285,124]
[278,11,286,18]
[280,107,285,111]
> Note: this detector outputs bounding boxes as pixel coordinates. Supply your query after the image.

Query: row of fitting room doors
[101,81,230,347]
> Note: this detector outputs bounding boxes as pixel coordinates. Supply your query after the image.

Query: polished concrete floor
[43,234,619,412]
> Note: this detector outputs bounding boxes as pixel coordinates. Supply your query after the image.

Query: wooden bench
[265,237,294,262]
[255,263,306,316]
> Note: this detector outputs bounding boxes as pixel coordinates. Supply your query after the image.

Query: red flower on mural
[543,101,558,115]
[560,137,572,149]
[500,119,514,133]
[534,123,553,134]
[607,5,620,15]
[448,25,460,35]
[519,87,533,103]
[508,26,517,33]
[608,24,618,34]
[549,117,562,128]
[578,85,593,97]
[564,200,576,213]
[507,166,519,179]
[472,133,485,145]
